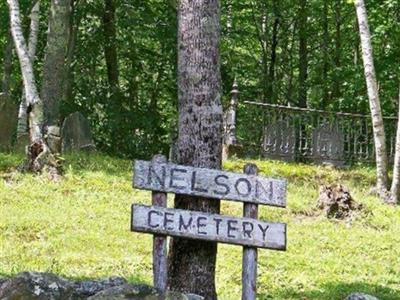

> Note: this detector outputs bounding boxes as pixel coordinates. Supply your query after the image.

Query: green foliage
[1,154,399,299]
[2,0,399,158]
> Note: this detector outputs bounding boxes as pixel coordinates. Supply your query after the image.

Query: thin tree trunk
[286,23,296,104]
[261,11,268,103]
[267,0,279,104]
[298,0,308,108]
[321,0,329,108]
[41,0,71,154]
[8,0,42,142]
[355,0,389,199]
[8,0,61,175]
[332,0,342,101]
[353,18,360,66]
[16,0,40,138]
[102,0,119,95]
[0,28,16,151]
[168,0,223,299]
[390,87,400,204]
[1,30,13,97]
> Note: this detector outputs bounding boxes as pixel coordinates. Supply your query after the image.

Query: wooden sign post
[131,155,287,299]
[150,155,168,292]
[242,163,259,300]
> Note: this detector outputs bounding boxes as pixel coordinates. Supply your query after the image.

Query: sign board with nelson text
[133,160,286,207]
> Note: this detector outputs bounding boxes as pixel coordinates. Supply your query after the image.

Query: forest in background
[0,0,399,159]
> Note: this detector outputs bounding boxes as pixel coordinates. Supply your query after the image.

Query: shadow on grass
[259,281,400,300]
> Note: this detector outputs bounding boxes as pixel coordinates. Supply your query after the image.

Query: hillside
[0,153,399,299]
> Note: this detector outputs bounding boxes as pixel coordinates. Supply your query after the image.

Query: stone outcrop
[0,272,203,300]
[345,292,380,300]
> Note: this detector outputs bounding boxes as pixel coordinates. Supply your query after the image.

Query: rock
[0,272,203,300]
[87,283,158,299]
[73,276,127,297]
[88,285,204,300]
[0,271,75,299]
[345,292,380,300]
[62,112,95,153]
[317,184,362,219]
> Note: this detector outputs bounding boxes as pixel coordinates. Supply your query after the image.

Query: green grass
[1,153,399,299]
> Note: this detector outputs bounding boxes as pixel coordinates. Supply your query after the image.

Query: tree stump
[317,184,362,219]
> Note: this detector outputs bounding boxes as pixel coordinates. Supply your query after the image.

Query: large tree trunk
[167,1,223,299]
[355,0,389,199]
[41,0,71,154]
[16,0,40,139]
[298,0,308,108]
[390,87,400,205]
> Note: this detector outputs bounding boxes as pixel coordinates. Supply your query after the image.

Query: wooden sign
[131,156,288,299]
[133,160,286,207]
[132,204,286,250]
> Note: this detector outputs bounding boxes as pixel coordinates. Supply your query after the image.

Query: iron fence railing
[235,101,397,165]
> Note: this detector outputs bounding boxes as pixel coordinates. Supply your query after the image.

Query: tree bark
[16,0,40,139]
[390,87,400,204]
[167,1,223,299]
[41,0,71,154]
[355,0,389,199]
[298,0,308,108]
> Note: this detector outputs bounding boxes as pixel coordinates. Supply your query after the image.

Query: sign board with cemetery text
[132,204,286,250]
[133,160,286,207]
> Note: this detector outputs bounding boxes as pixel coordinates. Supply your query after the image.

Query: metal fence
[233,101,397,165]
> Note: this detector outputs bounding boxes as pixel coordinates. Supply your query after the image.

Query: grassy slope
[0,153,399,299]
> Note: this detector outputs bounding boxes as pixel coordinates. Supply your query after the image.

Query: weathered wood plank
[133,160,286,207]
[242,163,259,300]
[131,204,287,251]
[150,155,168,292]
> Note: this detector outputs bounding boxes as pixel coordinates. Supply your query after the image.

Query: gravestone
[312,124,344,166]
[0,95,18,151]
[62,112,95,153]
[263,120,295,161]
[14,133,30,154]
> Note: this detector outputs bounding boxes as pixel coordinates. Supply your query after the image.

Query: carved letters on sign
[133,160,286,207]
[132,204,286,250]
